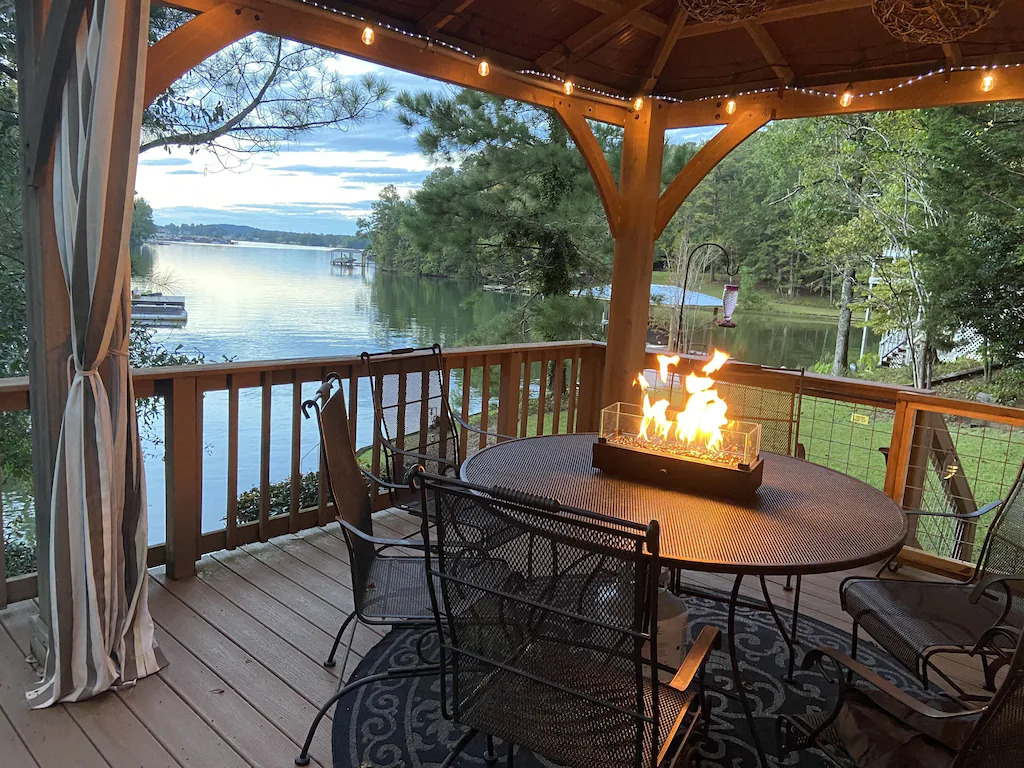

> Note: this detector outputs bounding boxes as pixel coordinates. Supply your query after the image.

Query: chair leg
[787,575,802,681]
[847,622,859,685]
[485,735,497,763]
[438,728,478,768]
[324,611,357,669]
[784,574,794,592]
[507,743,515,767]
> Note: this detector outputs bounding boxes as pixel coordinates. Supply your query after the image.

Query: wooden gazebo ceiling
[315,0,1024,101]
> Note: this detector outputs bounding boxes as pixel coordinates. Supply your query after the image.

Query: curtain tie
[68,348,130,382]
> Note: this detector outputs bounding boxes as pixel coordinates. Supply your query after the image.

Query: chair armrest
[905,499,1002,521]
[450,411,515,442]
[359,466,409,492]
[338,519,427,550]
[802,647,987,721]
[668,627,721,694]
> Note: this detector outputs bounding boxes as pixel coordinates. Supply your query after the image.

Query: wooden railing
[2,340,1024,603]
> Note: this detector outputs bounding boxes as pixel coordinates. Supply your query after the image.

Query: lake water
[134,241,874,543]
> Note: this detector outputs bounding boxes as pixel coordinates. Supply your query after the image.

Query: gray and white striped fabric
[27,0,165,707]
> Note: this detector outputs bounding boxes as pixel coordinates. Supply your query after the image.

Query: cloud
[138,156,191,166]
[167,169,204,175]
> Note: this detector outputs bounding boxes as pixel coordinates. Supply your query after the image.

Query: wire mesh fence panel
[798,396,894,491]
[901,411,1024,563]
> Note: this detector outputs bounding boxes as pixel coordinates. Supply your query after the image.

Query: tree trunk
[831,265,855,376]
[788,253,796,297]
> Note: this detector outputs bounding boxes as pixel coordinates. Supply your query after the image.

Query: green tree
[130,197,157,248]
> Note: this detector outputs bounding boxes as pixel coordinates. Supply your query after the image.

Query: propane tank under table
[461,432,908,767]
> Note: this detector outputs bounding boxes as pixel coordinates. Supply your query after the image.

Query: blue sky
[135,52,719,236]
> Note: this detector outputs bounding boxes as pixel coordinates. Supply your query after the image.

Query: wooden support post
[496,351,522,440]
[577,344,606,431]
[164,378,201,579]
[16,0,73,659]
[602,104,667,407]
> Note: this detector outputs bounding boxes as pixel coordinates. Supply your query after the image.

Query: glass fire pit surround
[593,401,764,500]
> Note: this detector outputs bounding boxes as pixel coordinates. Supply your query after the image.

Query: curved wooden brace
[555,101,622,238]
[144,3,261,108]
[654,108,772,238]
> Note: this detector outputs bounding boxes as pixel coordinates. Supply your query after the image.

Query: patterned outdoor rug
[332,591,934,767]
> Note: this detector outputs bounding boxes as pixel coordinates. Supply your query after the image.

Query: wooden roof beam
[640,6,687,92]
[743,20,794,85]
[570,0,667,36]
[536,0,654,70]
[942,42,963,68]
[419,0,478,33]
[677,0,871,40]
[664,65,1024,128]
[555,101,622,236]
[160,0,632,125]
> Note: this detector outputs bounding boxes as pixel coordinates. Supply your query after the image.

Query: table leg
[757,575,801,683]
[728,574,768,767]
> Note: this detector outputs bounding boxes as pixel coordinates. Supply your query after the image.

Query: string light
[633,96,645,111]
[725,99,737,115]
[563,80,574,96]
[361,26,374,45]
[477,60,490,77]
[839,90,854,107]
[981,73,995,92]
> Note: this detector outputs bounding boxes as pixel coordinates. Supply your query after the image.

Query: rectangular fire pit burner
[592,351,763,500]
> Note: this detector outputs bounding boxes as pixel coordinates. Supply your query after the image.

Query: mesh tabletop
[461,433,907,576]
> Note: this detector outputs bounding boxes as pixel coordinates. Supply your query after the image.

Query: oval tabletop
[460,433,907,576]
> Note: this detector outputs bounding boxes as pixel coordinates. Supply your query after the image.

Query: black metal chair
[360,344,510,500]
[840,460,1024,700]
[295,377,439,766]
[415,470,721,768]
[778,626,1024,767]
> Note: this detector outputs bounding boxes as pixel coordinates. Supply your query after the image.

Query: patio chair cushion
[842,579,1013,674]
[833,687,976,768]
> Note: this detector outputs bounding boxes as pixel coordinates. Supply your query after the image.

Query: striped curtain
[27,0,165,707]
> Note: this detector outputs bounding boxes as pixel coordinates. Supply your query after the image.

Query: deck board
[0,510,992,766]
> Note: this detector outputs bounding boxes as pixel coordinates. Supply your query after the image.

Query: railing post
[576,344,606,432]
[164,377,201,579]
[496,351,522,440]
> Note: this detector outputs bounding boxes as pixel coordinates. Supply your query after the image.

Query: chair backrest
[952,630,1024,767]
[974,461,1024,603]
[714,367,805,458]
[417,472,664,768]
[362,345,460,482]
[303,377,376,602]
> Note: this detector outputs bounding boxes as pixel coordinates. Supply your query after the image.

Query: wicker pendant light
[872,0,1002,43]
[679,0,778,24]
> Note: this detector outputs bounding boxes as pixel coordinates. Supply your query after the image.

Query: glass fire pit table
[460,432,908,767]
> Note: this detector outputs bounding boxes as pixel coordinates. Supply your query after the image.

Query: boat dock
[131,293,188,327]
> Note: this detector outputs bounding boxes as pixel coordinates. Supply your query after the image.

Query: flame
[635,349,731,453]
[656,354,680,383]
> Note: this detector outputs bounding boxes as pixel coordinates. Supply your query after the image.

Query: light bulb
[563,80,574,96]
[725,99,737,115]
[361,26,375,45]
[980,74,995,92]
[633,96,644,111]
[478,60,490,77]
[839,91,854,107]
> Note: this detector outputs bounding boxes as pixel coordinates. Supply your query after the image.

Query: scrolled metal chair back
[302,377,376,602]
[417,472,663,768]
[362,345,459,482]
[952,630,1024,767]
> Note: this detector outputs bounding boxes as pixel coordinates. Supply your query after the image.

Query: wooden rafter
[742,21,794,85]
[162,0,631,125]
[419,0,478,33]
[677,0,871,40]
[536,0,653,71]
[570,0,666,36]
[554,101,622,237]
[640,5,687,92]
[665,64,1024,128]
[942,42,963,68]
[145,3,260,107]
[655,109,772,236]
[23,0,88,184]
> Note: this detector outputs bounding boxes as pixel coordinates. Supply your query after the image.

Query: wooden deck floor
[0,510,987,768]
